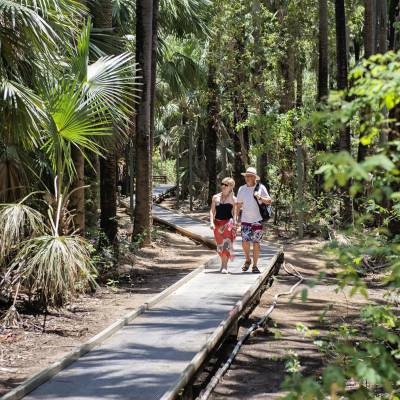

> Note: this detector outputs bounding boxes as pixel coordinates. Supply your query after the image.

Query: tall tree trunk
[358,0,379,163]
[315,0,329,197]
[99,156,118,244]
[318,0,329,102]
[389,0,399,50]
[229,120,245,188]
[206,63,218,205]
[70,147,85,232]
[252,0,268,184]
[364,0,376,58]
[133,0,153,244]
[378,0,388,53]
[279,44,295,113]
[335,0,353,224]
[296,63,303,108]
[91,0,118,245]
[149,0,159,178]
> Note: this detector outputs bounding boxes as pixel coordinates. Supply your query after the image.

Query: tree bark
[133,0,153,244]
[229,119,245,188]
[296,63,303,108]
[377,0,388,53]
[70,147,85,232]
[335,0,353,224]
[90,0,118,245]
[364,0,376,58]
[252,0,268,184]
[206,63,218,205]
[315,0,329,197]
[389,0,399,50]
[100,156,117,244]
[279,44,296,113]
[318,0,329,101]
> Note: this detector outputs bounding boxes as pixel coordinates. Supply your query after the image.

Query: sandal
[242,260,251,272]
[252,265,260,274]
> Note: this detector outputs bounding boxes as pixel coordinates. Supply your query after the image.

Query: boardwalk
[18,190,282,400]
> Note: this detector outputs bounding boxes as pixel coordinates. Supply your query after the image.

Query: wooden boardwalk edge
[160,249,284,400]
[0,263,211,400]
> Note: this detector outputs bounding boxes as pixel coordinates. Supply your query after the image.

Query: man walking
[236,167,272,273]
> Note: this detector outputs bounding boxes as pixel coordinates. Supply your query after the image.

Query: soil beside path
[0,206,212,397]
[208,239,385,399]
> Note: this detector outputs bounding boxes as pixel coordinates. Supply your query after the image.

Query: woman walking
[209,178,237,273]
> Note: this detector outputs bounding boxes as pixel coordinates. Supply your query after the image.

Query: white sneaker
[221,268,228,274]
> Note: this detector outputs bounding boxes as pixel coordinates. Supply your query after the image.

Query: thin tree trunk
[229,120,245,188]
[378,0,388,53]
[133,0,153,244]
[335,0,353,224]
[100,156,117,244]
[296,144,304,239]
[315,0,329,197]
[296,63,303,108]
[90,0,118,246]
[279,44,296,113]
[252,0,268,183]
[364,0,376,58]
[175,142,180,208]
[389,0,399,50]
[149,0,159,178]
[70,147,85,233]
[318,0,329,101]
[206,63,218,205]
[188,124,193,211]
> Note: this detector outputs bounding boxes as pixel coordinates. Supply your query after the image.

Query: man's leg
[253,242,260,266]
[242,240,251,262]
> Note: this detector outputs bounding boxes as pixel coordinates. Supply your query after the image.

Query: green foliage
[284,52,400,399]
[153,150,176,183]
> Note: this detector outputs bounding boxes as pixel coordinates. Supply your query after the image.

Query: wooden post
[296,144,304,239]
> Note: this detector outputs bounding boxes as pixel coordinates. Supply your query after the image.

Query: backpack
[253,183,272,222]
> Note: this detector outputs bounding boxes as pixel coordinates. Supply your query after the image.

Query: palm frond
[0,202,45,265]
[0,79,45,145]
[159,0,212,38]
[12,234,97,307]
[40,80,110,180]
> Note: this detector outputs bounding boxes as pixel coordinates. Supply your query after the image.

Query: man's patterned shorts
[241,222,263,243]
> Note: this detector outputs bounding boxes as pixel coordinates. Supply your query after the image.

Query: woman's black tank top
[215,202,233,220]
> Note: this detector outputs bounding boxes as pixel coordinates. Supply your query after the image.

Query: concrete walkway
[23,189,282,400]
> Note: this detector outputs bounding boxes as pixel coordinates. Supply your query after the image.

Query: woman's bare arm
[209,195,216,229]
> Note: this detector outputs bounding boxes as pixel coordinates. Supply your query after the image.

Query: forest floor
[201,233,384,399]
[159,198,386,399]
[0,196,386,398]
[0,203,211,396]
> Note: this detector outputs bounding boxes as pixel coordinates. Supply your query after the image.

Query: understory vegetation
[1,0,400,398]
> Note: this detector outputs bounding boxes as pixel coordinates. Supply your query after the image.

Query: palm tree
[134,0,154,244]
[0,0,84,202]
[90,0,118,245]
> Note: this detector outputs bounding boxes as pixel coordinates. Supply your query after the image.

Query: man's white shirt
[237,184,270,223]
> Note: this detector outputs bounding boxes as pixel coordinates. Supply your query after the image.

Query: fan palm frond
[40,80,110,181]
[12,234,97,307]
[0,201,45,264]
